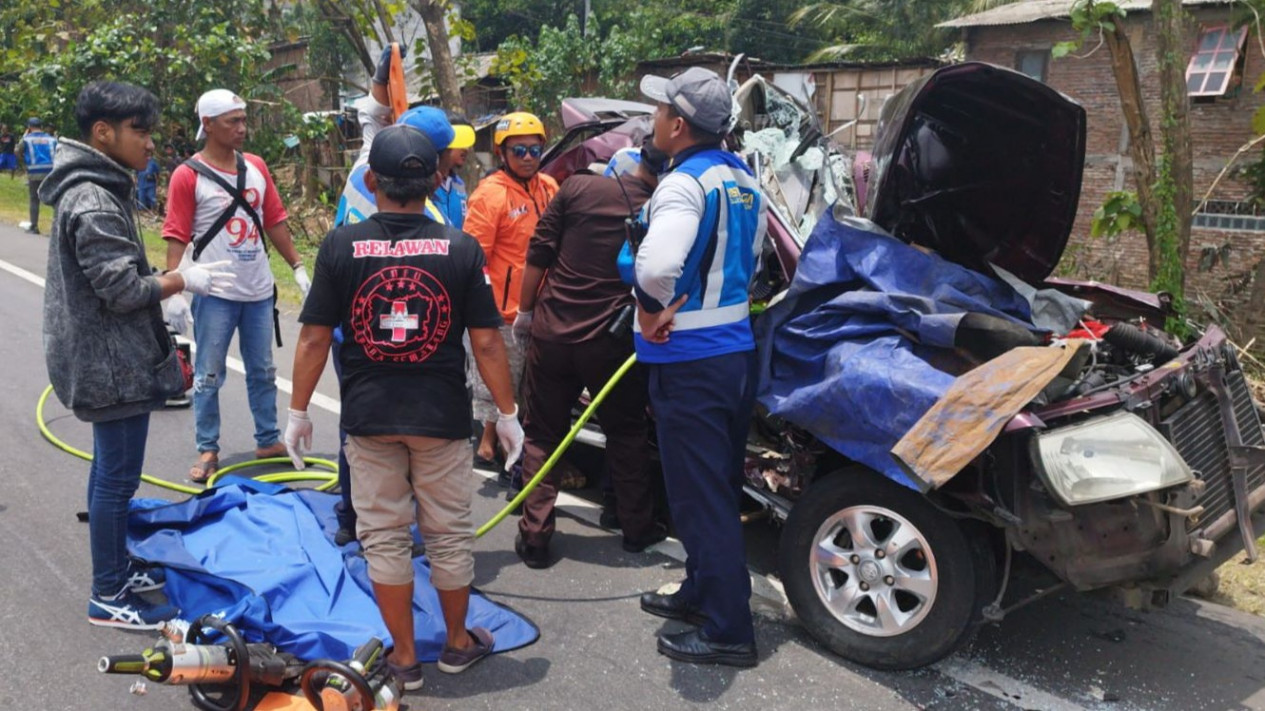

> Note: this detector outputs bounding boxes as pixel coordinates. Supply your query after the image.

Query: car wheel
[779,467,986,670]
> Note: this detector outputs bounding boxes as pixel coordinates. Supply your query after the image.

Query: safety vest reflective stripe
[667,301,750,330]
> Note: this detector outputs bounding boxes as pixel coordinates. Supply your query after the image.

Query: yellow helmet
[493,111,546,147]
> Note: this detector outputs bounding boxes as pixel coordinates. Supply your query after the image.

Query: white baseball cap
[195,89,247,141]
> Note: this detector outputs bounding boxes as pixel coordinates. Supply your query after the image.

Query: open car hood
[864,62,1086,284]
[558,98,654,129]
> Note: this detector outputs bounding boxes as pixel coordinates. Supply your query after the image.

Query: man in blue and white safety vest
[18,117,57,234]
[631,66,767,668]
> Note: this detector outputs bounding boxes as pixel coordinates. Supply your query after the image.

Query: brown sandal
[255,442,288,460]
[190,455,218,484]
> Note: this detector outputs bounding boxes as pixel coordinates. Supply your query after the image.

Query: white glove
[293,264,311,299]
[178,254,236,296]
[511,309,533,351]
[284,409,312,470]
[164,293,192,335]
[496,405,524,472]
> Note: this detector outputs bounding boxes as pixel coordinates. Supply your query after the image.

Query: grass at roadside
[0,174,319,307]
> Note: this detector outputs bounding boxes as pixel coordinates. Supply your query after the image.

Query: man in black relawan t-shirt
[285,124,524,690]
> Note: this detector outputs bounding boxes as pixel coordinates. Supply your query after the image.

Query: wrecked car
[744,61,1265,671]
[550,61,1265,672]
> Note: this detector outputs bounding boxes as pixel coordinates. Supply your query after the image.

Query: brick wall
[964,10,1265,326]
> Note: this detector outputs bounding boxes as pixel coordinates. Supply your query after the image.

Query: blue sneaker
[126,563,166,593]
[88,589,180,630]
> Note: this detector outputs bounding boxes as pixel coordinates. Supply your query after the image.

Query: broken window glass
[1186,25,1247,97]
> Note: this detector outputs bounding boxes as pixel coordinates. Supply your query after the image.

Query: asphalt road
[2,221,1265,710]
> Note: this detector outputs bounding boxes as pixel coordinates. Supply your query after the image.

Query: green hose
[38,351,638,537]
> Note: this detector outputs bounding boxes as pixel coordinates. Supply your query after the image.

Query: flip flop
[190,456,218,485]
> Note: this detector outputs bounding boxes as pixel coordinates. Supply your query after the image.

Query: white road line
[0,256,341,415]
[6,254,1084,710]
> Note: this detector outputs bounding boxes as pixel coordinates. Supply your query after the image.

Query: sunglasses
[509,144,543,159]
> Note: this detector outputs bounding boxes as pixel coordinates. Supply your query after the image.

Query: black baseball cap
[368,124,438,178]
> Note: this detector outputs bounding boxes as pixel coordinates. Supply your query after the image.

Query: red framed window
[1186,25,1248,97]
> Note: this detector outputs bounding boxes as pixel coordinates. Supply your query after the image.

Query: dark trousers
[331,339,356,532]
[88,412,151,596]
[519,336,653,547]
[28,177,42,229]
[648,350,757,645]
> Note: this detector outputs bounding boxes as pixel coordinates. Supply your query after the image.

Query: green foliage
[788,0,975,62]
[1050,0,1125,59]
[490,12,660,121]
[1091,190,1143,238]
[1152,153,1188,334]
[0,1,271,140]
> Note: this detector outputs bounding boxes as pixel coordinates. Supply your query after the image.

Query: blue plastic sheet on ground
[126,479,538,661]
[755,215,1039,489]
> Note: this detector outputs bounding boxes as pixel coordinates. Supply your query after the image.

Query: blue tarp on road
[755,215,1040,489]
[127,480,539,661]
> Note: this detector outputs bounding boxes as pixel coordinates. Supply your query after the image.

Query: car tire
[779,467,987,670]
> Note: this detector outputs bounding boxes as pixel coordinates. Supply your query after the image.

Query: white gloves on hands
[496,405,524,472]
[164,293,192,335]
[177,248,236,296]
[284,409,313,470]
[511,310,533,351]
[293,265,311,299]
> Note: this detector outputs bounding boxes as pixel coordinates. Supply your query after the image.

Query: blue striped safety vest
[633,147,765,364]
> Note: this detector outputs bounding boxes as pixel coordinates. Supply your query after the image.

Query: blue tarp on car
[126,480,539,661]
[755,215,1040,489]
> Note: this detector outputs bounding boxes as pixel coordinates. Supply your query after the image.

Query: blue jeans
[136,183,156,210]
[88,413,150,597]
[191,294,280,453]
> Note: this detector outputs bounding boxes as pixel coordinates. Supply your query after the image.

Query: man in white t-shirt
[161,89,310,483]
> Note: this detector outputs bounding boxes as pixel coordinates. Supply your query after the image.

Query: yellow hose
[37,385,338,495]
[39,351,638,537]
[476,353,638,538]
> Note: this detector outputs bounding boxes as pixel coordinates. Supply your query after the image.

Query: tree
[413,0,463,112]
[1059,0,1193,321]
[789,0,975,61]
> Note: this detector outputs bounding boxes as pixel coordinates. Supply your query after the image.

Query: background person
[41,81,233,629]
[463,111,557,476]
[161,88,309,483]
[17,117,57,234]
[285,125,523,691]
[511,142,667,569]
[0,124,17,177]
[432,111,473,230]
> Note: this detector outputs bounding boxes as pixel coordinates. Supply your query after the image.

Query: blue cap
[27,118,42,127]
[398,106,456,152]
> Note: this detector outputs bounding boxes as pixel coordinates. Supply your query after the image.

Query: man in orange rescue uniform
[463,112,558,476]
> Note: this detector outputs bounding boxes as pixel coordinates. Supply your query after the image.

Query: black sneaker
[514,533,552,569]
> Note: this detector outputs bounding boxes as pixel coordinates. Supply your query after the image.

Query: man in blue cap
[17,117,57,234]
[335,48,476,228]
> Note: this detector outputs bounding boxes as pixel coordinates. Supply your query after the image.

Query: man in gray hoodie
[41,81,234,629]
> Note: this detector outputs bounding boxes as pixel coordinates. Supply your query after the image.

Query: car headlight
[1036,411,1193,506]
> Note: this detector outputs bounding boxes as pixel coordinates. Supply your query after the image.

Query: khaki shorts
[469,324,525,422]
[346,434,475,589]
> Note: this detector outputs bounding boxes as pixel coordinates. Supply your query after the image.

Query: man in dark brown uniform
[511,143,668,568]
